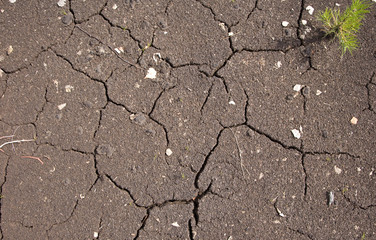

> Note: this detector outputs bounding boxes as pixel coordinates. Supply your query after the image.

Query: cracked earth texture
[0,0,375,239]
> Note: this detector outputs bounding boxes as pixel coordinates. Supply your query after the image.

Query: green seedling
[141,43,151,52]
[361,233,366,240]
[317,0,374,55]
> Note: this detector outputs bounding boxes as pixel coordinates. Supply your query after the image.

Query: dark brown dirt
[0,0,375,239]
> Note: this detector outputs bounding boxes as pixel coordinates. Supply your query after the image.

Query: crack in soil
[0,156,10,239]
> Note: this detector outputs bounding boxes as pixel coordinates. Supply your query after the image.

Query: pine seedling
[318,0,374,55]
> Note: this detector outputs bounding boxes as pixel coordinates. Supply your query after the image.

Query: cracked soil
[0,0,375,239]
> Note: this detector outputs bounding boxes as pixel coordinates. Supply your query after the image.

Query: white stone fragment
[293,84,302,92]
[334,165,342,174]
[112,4,118,9]
[306,6,314,15]
[93,232,99,238]
[7,45,13,55]
[145,68,157,79]
[259,172,264,180]
[302,20,307,25]
[291,129,301,139]
[228,32,234,36]
[166,148,172,156]
[65,85,74,92]
[0,69,3,78]
[282,21,289,27]
[58,103,67,110]
[275,61,282,69]
[57,0,66,7]
[316,90,322,95]
[114,48,121,54]
[335,3,341,6]
[172,222,180,227]
[357,167,361,172]
[9,0,16,3]
[229,100,236,105]
[350,117,358,125]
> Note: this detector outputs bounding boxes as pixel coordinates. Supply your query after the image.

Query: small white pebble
[229,100,236,105]
[334,165,342,174]
[316,90,322,95]
[306,6,314,15]
[282,21,289,27]
[7,45,13,55]
[9,0,16,3]
[293,84,302,92]
[357,167,361,172]
[112,4,118,9]
[302,20,307,25]
[93,232,99,238]
[172,222,180,227]
[275,61,282,69]
[114,48,121,54]
[291,129,301,139]
[57,0,66,7]
[335,3,341,6]
[228,32,234,36]
[145,68,157,79]
[350,117,358,125]
[259,172,264,180]
[65,85,74,92]
[166,148,172,156]
[58,103,67,110]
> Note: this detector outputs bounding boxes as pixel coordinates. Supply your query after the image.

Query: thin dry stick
[11,126,20,152]
[75,26,143,69]
[0,139,35,149]
[229,128,250,179]
[21,156,44,165]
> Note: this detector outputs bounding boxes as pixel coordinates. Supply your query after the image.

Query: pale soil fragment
[171,222,180,227]
[281,21,289,27]
[166,148,172,156]
[7,45,13,55]
[334,165,342,174]
[58,103,67,110]
[291,129,301,139]
[293,84,302,92]
[302,20,307,25]
[306,6,314,15]
[9,0,16,3]
[350,117,358,125]
[57,0,66,7]
[145,68,157,79]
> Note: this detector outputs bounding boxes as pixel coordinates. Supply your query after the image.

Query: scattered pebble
[112,4,118,9]
[281,21,289,27]
[115,47,124,54]
[302,20,307,25]
[172,222,180,227]
[306,6,314,15]
[335,3,341,6]
[94,232,99,238]
[275,61,282,69]
[229,100,236,105]
[350,117,358,125]
[166,148,173,156]
[58,103,66,110]
[334,165,342,174]
[145,67,157,79]
[322,130,328,138]
[291,129,301,139]
[62,13,73,25]
[7,45,13,55]
[293,84,302,92]
[316,90,322,95]
[57,0,66,7]
[327,191,334,205]
[130,113,147,125]
[9,0,16,3]
[228,32,234,36]
[302,86,310,97]
[96,144,115,157]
